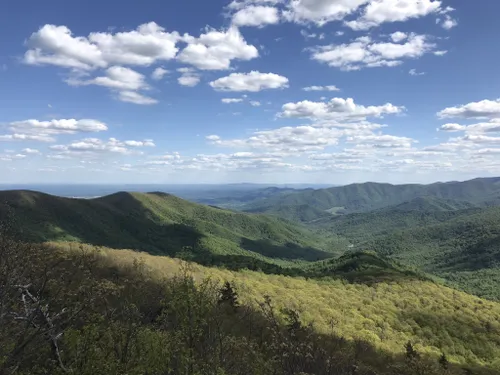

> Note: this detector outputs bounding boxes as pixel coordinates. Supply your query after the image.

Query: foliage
[0,190,346,267]
[5,235,499,374]
[48,242,500,371]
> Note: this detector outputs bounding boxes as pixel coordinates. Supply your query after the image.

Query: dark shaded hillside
[243,177,500,221]
[0,190,337,267]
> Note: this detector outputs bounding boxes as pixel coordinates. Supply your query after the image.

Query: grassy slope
[53,242,500,369]
[0,190,341,266]
[244,177,500,221]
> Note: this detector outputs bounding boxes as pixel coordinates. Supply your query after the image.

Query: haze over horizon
[1,0,500,185]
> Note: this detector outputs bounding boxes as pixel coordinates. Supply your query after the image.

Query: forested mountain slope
[244,177,500,221]
[358,206,500,300]
[0,190,343,266]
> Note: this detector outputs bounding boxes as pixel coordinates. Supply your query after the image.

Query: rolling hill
[0,190,345,269]
[243,177,500,221]
[358,206,500,300]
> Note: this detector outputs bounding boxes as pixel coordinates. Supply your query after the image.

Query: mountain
[359,206,500,300]
[315,197,482,242]
[243,177,500,221]
[0,190,341,268]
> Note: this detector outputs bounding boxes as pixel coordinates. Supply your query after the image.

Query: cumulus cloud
[439,15,458,30]
[250,100,261,106]
[22,148,41,154]
[345,0,442,30]
[283,0,369,26]
[438,99,500,120]
[310,34,436,71]
[48,137,155,158]
[280,97,403,121]
[8,119,108,136]
[177,26,258,70]
[24,23,181,70]
[222,98,244,103]
[439,120,500,134]
[151,67,169,80]
[232,6,280,27]
[209,71,289,92]
[67,66,148,91]
[177,67,201,87]
[0,134,55,142]
[118,91,158,105]
[303,85,340,91]
[208,125,342,152]
[409,69,425,76]
[346,134,417,148]
[66,66,157,104]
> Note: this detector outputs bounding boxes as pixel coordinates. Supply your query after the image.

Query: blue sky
[1,0,500,184]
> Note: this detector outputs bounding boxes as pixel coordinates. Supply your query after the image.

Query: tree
[218,281,239,310]
[439,353,449,370]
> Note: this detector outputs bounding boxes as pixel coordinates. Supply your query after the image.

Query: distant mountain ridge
[242,177,500,221]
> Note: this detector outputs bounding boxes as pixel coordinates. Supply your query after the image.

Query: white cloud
[66,66,156,104]
[300,30,325,39]
[227,0,282,10]
[118,91,158,105]
[208,125,342,152]
[390,31,408,43]
[222,98,244,103]
[68,66,148,91]
[250,100,261,106]
[124,140,155,147]
[346,134,416,148]
[440,15,458,30]
[280,97,403,121]
[210,71,289,92]
[49,137,155,158]
[409,68,425,76]
[311,34,436,71]
[434,50,448,56]
[283,0,369,26]
[151,67,169,80]
[303,85,341,91]
[24,23,181,70]
[439,123,466,132]
[439,121,500,134]
[345,0,442,30]
[177,68,201,87]
[0,134,55,142]
[177,26,258,70]
[8,119,108,135]
[22,148,40,154]
[438,99,500,120]
[232,6,280,27]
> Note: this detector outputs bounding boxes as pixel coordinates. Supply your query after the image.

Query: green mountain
[359,206,500,300]
[0,190,341,268]
[243,177,500,221]
[316,197,482,243]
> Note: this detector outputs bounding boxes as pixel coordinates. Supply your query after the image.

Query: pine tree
[439,353,449,370]
[218,281,239,310]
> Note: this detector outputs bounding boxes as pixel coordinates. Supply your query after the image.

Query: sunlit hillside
[53,242,500,370]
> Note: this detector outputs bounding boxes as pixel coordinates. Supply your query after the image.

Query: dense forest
[2,177,500,374]
[3,232,500,374]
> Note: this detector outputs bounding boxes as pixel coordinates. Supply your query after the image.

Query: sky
[1,0,500,185]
